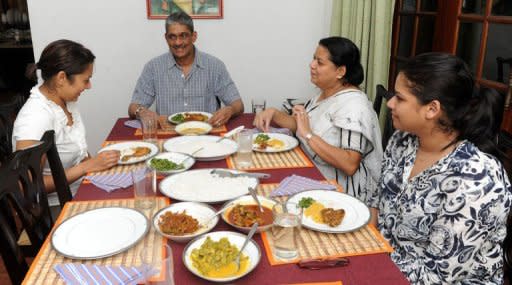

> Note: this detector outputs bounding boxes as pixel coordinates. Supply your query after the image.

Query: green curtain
[330,0,395,124]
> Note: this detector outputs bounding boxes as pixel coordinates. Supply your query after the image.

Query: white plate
[163,135,238,161]
[221,195,277,233]
[153,202,219,243]
[175,121,212,136]
[183,231,261,283]
[168,111,212,125]
[159,168,258,203]
[51,207,149,259]
[252,133,299,153]
[287,190,370,233]
[146,152,195,175]
[99,141,159,165]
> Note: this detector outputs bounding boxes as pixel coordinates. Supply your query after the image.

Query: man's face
[165,23,197,61]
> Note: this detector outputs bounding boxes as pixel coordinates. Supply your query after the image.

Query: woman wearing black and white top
[254,37,382,224]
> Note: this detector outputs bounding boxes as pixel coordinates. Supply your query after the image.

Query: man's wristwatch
[305,132,314,141]
[134,105,145,117]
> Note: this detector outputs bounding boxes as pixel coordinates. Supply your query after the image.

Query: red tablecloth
[75,114,408,285]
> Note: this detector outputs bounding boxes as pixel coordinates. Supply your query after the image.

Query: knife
[297,257,349,270]
[216,125,245,142]
[210,169,271,179]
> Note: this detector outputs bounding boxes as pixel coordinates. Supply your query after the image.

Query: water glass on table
[236,129,253,168]
[139,244,175,285]
[141,114,158,146]
[251,98,266,113]
[272,202,302,260]
[132,168,156,210]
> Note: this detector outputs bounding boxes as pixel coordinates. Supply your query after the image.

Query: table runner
[226,147,314,170]
[256,184,393,265]
[23,198,168,285]
[133,115,227,136]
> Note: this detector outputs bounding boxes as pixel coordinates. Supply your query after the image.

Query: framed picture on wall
[147,0,223,19]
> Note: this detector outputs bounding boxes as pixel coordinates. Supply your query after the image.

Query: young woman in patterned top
[377,52,512,284]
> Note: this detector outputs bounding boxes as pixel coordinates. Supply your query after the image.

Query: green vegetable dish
[149,158,185,171]
[298,197,315,208]
[254,134,270,144]
[171,113,185,123]
[190,237,248,276]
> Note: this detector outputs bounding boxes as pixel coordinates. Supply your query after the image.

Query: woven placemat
[133,115,227,136]
[23,198,168,285]
[226,147,314,170]
[257,184,392,265]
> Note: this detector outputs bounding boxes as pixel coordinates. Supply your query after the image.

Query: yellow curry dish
[190,237,250,278]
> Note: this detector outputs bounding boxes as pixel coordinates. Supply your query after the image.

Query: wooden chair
[497,57,512,84]
[0,130,71,285]
[373,84,395,149]
[0,94,25,163]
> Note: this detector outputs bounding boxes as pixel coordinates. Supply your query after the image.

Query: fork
[235,222,258,271]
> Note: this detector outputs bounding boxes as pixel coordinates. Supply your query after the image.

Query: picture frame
[147,0,223,19]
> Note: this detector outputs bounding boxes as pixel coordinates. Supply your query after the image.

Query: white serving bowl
[183,231,261,282]
[175,121,212,136]
[152,202,219,243]
[221,195,277,233]
[146,152,195,175]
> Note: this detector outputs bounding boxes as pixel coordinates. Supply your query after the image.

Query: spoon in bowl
[204,202,235,225]
[175,147,203,165]
[234,222,259,272]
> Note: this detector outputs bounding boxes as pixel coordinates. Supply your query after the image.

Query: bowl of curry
[152,202,219,243]
[221,195,277,233]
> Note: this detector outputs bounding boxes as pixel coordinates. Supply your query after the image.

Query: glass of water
[235,129,253,168]
[251,99,266,113]
[271,202,302,260]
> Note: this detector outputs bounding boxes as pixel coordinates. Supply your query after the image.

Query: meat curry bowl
[153,202,219,243]
[221,195,277,233]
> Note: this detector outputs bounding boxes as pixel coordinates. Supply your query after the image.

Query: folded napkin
[85,168,145,192]
[124,119,142,129]
[270,175,337,197]
[54,263,155,285]
[248,127,293,136]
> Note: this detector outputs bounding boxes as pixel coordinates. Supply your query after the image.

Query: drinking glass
[139,244,175,285]
[141,114,158,146]
[132,168,156,210]
[272,202,302,260]
[251,99,266,113]
[235,129,253,168]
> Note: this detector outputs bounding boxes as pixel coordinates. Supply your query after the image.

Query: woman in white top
[12,39,119,206]
[254,37,383,224]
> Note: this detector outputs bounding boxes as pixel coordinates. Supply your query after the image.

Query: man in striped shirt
[128,11,244,126]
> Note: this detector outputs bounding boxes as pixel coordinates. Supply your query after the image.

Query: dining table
[24,113,409,285]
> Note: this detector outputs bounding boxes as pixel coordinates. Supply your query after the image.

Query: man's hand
[209,106,234,127]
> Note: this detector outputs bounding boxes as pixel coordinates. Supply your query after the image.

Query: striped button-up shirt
[131,48,240,115]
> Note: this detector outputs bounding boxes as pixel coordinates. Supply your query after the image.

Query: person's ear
[425,100,441,120]
[192,31,198,43]
[336,66,346,80]
[55,71,67,87]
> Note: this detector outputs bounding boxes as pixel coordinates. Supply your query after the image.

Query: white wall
[27,0,332,153]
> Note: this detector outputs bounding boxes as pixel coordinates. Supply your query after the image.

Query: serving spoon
[175,147,203,165]
[204,202,235,225]
[235,222,259,272]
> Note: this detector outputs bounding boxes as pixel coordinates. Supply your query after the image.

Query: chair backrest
[373,84,395,149]
[0,130,72,284]
[41,131,72,208]
[373,84,387,116]
[0,141,52,284]
[0,94,25,163]
[497,57,512,83]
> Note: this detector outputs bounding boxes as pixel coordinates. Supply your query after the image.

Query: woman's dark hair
[318,37,364,86]
[26,39,95,83]
[400,52,504,158]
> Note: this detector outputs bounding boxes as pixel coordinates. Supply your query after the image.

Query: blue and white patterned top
[378,131,512,284]
[131,48,240,115]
